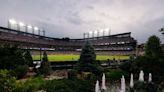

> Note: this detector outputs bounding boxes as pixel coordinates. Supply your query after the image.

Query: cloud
[0,0,164,43]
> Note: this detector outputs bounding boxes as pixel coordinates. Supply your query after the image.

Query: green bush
[43,79,73,92]
[0,69,16,92]
[43,79,94,92]
[68,69,77,79]
[13,76,45,92]
[38,62,51,76]
[14,65,28,79]
[107,69,129,81]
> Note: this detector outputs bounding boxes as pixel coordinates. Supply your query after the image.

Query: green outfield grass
[32,54,129,62]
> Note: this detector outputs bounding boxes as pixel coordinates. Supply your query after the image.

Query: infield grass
[33,55,129,62]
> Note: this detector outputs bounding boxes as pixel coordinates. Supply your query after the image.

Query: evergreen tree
[42,51,48,62]
[145,35,163,59]
[38,51,51,76]
[0,44,29,79]
[121,35,164,82]
[160,27,164,35]
[76,41,102,74]
[24,50,33,67]
[0,44,26,70]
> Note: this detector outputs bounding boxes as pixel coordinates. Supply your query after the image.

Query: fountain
[130,73,134,88]
[139,70,144,82]
[148,73,152,82]
[120,75,126,92]
[101,73,107,91]
[94,71,156,92]
[95,80,101,92]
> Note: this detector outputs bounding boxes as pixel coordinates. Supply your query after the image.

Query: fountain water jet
[139,70,144,82]
[130,73,134,88]
[148,73,152,82]
[101,73,107,90]
[120,75,126,92]
[95,80,101,92]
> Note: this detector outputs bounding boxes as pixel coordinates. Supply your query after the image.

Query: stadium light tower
[18,22,25,31]
[94,30,98,39]
[8,19,18,30]
[96,30,100,38]
[87,33,89,39]
[83,33,86,39]
[105,28,111,36]
[33,26,39,34]
[27,25,32,29]
[89,31,93,38]
[19,22,25,26]
[94,30,97,37]
[27,25,32,33]
[34,26,39,30]
[100,29,104,37]
[42,30,45,36]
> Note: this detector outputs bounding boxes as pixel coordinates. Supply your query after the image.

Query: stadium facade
[0,26,137,56]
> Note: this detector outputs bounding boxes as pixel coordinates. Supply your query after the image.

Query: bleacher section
[0,26,137,56]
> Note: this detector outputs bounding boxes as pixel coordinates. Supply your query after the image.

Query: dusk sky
[0,0,164,43]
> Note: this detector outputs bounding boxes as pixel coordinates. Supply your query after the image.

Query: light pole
[105,28,111,36]
[8,19,18,30]
[94,30,98,39]
[97,30,99,38]
[42,30,45,36]
[100,29,104,37]
[34,26,39,35]
[87,33,89,39]
[89,31,93,38]
[18,22,25,31]
[83,33,86,39]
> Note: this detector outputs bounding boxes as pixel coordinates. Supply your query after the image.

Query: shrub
[38,51,52,76]
[0,69,16,92]
[14,65,28,79]
[24,50,33,67]
[68,69,77,79]
[43,79,73,92]
[38,61,51,76]
[14,76,45,92]
[43,79,94,92]
[107,69,129,81]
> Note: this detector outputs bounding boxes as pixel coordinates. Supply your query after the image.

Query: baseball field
[32,55,129,62]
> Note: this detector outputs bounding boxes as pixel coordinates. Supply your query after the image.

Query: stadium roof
[0,26,132,41]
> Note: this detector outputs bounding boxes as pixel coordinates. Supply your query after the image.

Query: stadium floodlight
[89,31,93,34]
[105,28,109,32]
[105,28,110,36]
[89,31,93,38]
[99,29,104,36]
[94,30,97,34]
[27,25,32,29]
[19,22,25,27]
[9,19,17,24]
[100,29,104,33]
[94,30,97,38]
[34,26,39,30]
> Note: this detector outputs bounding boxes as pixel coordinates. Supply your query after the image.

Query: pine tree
[42,51,48,62]
[145,35,163,59]
[38,51,51,76]
[160,27,164,35]
[24,50,33,67]
[76,41,102,74]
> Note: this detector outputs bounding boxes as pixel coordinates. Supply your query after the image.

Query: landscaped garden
[0,35,164,92]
